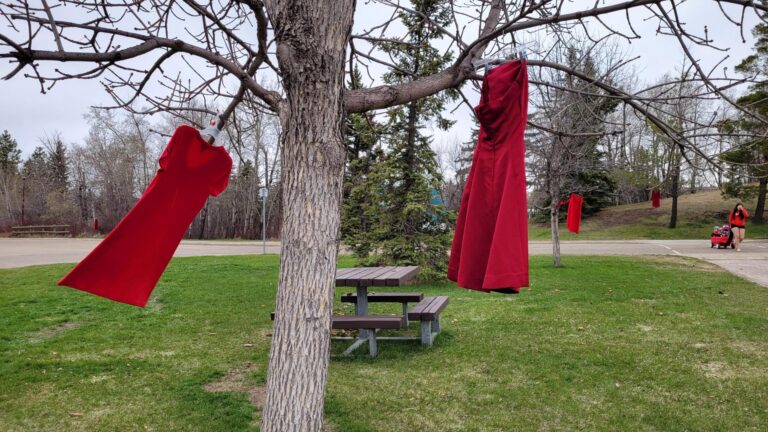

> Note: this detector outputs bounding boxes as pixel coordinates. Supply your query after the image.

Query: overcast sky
[0,1,761,158]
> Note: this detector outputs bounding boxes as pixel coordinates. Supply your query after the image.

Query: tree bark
[261,1,353,431]
[198,199,209,240]
[754,177,767,224]
[551,201,561,268]
[668,164,679,229]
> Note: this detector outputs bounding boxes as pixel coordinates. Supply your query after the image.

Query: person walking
[729,202,749,252]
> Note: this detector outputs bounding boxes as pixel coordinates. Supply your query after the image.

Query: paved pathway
[2,237,767,286]
[0,238,282,269]
[532,239,768,287]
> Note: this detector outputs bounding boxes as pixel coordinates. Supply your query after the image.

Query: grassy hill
[530,188,768,240]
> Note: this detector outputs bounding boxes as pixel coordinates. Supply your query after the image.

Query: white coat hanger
[473,42,535,73]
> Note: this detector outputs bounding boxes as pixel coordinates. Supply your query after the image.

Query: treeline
[0,106,283,239]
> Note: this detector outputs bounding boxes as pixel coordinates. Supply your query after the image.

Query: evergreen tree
[22,147,51,221]
[0,130,21,174]
[560,50,619,216]
[363,0,457,279]
[0,130,22,226]
[720,15,768,223]
[454,116,479,202]
[341,66,384,258]
[46,137,69,192]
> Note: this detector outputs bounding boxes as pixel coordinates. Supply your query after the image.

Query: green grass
[530,188,768,240]
[2,255,768,431]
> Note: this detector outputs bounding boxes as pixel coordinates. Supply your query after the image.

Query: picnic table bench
[340,292,423,325]
[408,296,449,346]
[333,266,448,357]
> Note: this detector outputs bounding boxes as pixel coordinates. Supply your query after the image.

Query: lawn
[1,255,767,431]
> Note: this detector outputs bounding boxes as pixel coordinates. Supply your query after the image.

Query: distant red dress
[566,194,583,234]
[448,60,529,293]
[58,125,233,307]
[651,190,661,208]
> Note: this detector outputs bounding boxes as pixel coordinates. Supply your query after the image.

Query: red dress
[58,125,233,307]
[566,194,583,234]
[651,190,661,208]
[448,60,529,292]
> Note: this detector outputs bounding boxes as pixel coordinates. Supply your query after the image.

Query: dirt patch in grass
[730,341,768,357]
[699,361,768,380]
[27,321,80,343]
[145,297,163,312]
[202,363,335,430]
[203,362,266,407]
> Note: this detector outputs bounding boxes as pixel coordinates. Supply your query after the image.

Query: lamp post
[260,186,268,254]
[20,174,25,226]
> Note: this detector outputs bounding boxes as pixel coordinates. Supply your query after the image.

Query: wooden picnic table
[334,266,420,355]
[335,265,420,317]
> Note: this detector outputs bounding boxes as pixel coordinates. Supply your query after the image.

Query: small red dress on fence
[448,60,529,293]
[58,125,232,307]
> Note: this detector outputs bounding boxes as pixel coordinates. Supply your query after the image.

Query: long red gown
[566,193,583,234]
[651,190,661,208]
[58,125,233,307]
[448,60,529,293]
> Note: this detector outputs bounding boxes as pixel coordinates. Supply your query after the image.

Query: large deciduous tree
[3,1,768,430]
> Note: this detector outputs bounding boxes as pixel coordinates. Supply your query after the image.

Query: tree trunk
[754,177,767,224]
[668,164,679,229]
[261,1,354,431]
[551,201,561,267]
[404,100,418,236]
[198,199,209,240]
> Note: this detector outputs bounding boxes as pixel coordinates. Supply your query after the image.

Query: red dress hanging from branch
[448,60,529,293]
[58,126,232,307]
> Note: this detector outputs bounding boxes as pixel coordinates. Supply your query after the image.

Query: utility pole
[20,175,25,225]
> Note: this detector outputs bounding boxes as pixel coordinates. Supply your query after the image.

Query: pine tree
[364,0,457,279]
[0,130,22,226]
[0,130,21,174]
[46,138,69,192]
[560,51,619,216]
[341,67,384,258]
[22,147,51,221]
[454,116,479,203]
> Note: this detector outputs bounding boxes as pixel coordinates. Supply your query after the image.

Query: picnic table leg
[356,285,368,339]
[402,302,409,326]
[421,320,432,346]
[367,329,378,357]
[431,315,441,334]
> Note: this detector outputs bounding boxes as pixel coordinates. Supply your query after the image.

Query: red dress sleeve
[158,137,174,171]
[209,160,232,197]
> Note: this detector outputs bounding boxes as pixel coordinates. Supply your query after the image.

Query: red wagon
[710,225,734,249]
